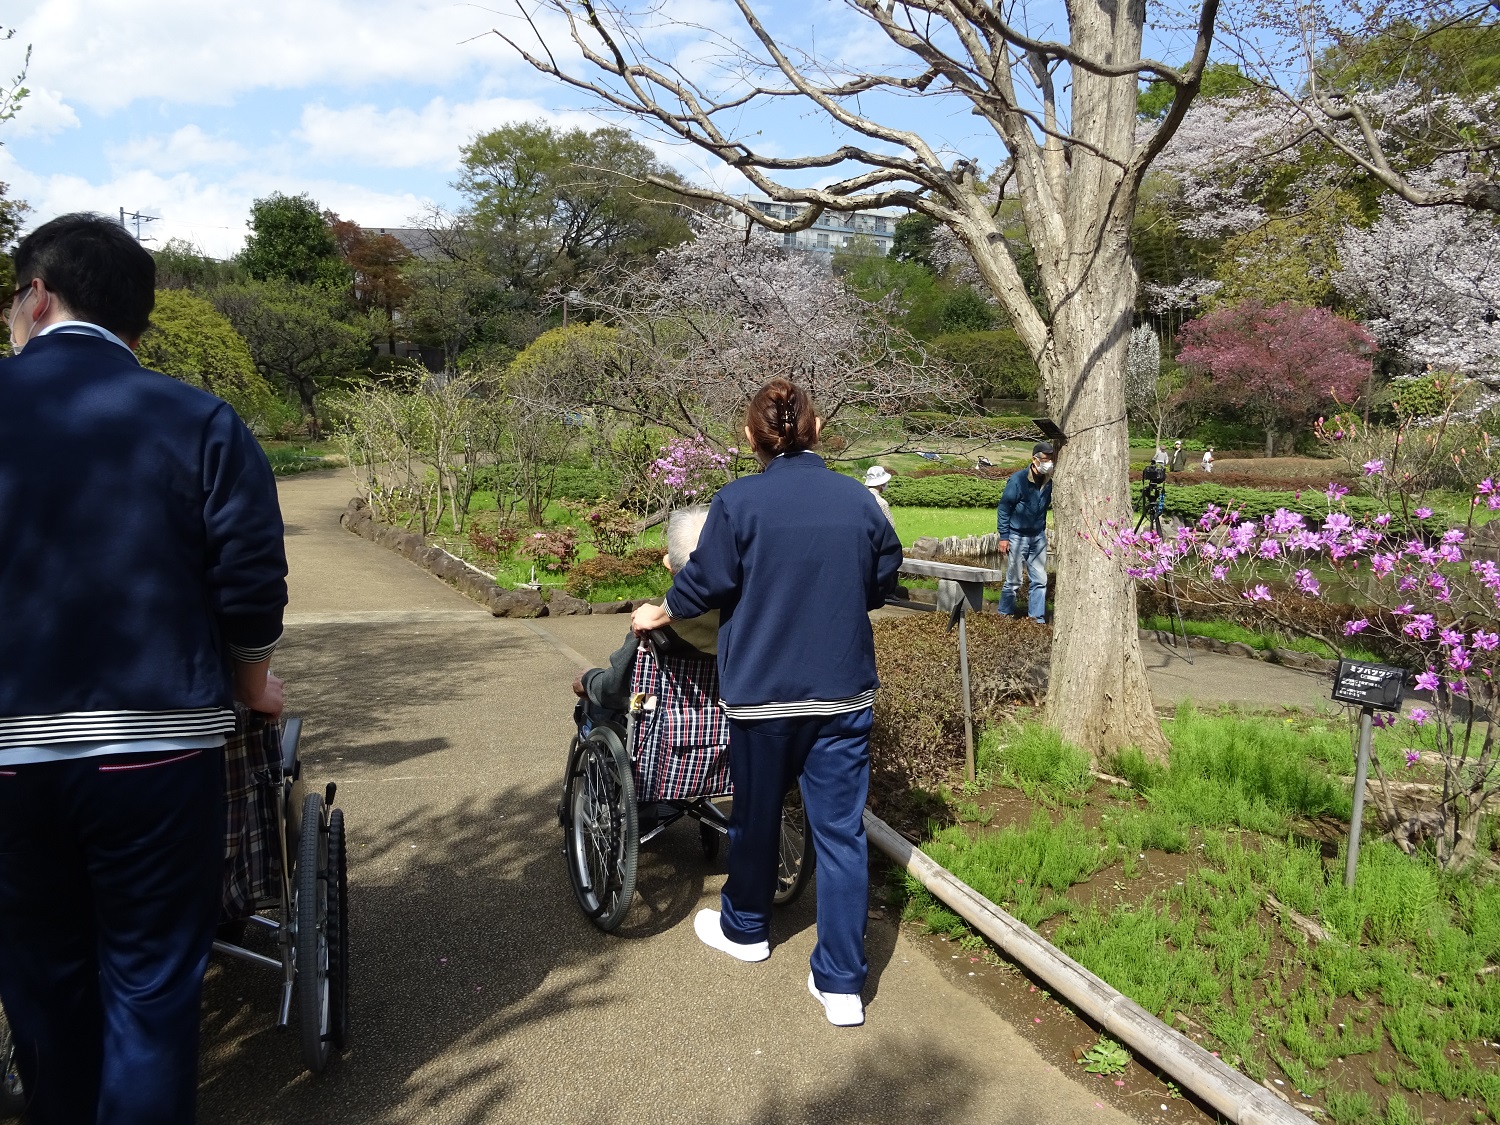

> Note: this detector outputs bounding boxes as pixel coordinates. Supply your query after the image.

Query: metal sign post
[1345,705,1375,889]
[1330,659,1407,888]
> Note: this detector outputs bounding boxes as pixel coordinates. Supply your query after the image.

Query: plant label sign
[1331,660,1406,712]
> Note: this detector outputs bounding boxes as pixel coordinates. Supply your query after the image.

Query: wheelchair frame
[560,658,815,933]
[213,716,351,1075]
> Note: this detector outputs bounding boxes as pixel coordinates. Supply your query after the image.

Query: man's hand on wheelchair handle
[233,657,285,719]
[632,601,671,636]
[572,674,587,698]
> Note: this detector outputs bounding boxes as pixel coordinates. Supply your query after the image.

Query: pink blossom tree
[1176,301,1375,456]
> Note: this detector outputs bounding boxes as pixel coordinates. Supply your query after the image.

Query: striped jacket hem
[721,689,876,721]
[0,708,238,750]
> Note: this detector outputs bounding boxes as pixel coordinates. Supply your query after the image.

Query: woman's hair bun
[745,378,818,457]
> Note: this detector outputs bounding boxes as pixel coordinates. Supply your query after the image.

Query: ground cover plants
[891,706,1500,1124]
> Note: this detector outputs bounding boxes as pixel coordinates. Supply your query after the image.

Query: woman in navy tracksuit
[632,379,903,1026]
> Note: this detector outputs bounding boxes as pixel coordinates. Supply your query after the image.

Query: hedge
[900,411,1038,440]
[885,474,1010,507]
[1130,482,1393,524]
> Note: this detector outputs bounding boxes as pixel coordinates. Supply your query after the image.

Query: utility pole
[118,208,159,242]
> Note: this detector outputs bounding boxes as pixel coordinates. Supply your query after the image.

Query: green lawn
[902,709,1500,1124]
[891,506,999,545]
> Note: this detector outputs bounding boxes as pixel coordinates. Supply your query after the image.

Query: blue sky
[0,1,1210,259]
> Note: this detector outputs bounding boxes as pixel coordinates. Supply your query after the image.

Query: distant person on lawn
[1202,447,1215,474]
[995,442,1054,624]
[1170,440,1187,473]
[0,213,288,1125]
[863,465,896,528]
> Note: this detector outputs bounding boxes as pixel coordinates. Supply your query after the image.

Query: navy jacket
[995,468,1052,537]
[665,452,904,712]
[0,332,288,748]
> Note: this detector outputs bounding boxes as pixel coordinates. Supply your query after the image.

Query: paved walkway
[198,471,1137,1125]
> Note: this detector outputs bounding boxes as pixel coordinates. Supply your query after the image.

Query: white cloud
[4,86,80,138]
[0,149,433,259]
[106,126,249,174]
[11,0,560,114]
[295,97,601,170]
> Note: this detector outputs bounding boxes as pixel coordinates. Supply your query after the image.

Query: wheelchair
[215,714,351,1074]
[0,715,349,1121]
[560,636,814,932]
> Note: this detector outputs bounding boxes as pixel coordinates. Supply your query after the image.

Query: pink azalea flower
[1414,668,1440,692]
[1363,459,1384,475]
[1410,709,1429,726]
[1242,585,1272,603]
[1415,507,1433,519]
[1473,631,1499,651]
[1343,618,1370,636]
[1405,749,1421,767]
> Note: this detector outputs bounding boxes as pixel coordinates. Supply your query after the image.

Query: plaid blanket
[629,643,732,802]
[222,710,285,921]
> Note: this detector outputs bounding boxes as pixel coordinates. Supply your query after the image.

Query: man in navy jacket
[995,441,1054,622]
[0,214,288,1124]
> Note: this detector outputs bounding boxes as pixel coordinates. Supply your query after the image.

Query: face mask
[1037,460,1054,475]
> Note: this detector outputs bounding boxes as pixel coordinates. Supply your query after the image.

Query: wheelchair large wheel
[295,792,335,1073]
[773,785,815,907]
[0,1008,23,1120]
[564,728,638,932]
[326,807,351,1051]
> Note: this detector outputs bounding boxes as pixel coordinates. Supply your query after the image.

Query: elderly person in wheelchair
[572,505,717,725]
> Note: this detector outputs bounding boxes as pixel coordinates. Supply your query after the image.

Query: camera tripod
[1135,471,1193,665]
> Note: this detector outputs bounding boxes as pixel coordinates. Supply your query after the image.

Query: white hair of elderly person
[665,504,712,573]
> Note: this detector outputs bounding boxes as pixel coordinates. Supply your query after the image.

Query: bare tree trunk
[1045,252,1169,760]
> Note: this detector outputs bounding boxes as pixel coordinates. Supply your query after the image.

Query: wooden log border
[863,810,1315,1125]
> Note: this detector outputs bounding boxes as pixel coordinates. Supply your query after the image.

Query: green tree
[1210,188,1364,308]
[928,329,1041,403]
[890,212,938,268]
[213,280,372,438]
[137,289,290,436]
[153,238,243,292]
[456,121,691,298]
[240,193,349,288]
[1138,62,1253,120]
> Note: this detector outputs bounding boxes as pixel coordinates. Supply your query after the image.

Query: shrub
[467,523,522,567]
[872,613,1050,787]
[518,527,579,573]
[885,474,1010,508]
[1131,481,1423,526]
[553,465,622,503]
[564,546,665,598]
[562,498,637,556]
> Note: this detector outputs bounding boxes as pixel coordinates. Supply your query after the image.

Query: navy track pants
[719,707,872,994]
[0,746,224,1125]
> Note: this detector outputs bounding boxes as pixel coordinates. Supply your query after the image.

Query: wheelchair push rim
[295,788,350,1072]
[773,785,815,907]
[0,1008,23,1120]
[563,730,638,932]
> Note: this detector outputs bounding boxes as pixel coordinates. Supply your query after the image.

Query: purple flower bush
[1102,471,1500,868]
[648,434,734,505]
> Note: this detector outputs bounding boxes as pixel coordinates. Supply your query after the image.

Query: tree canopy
[240,193,349,288]
[136,288,288,436]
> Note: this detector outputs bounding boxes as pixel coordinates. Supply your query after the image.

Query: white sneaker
[808,972,865,1026]
[693,909,769,963]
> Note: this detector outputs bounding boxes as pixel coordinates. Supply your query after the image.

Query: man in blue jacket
[995,441,1054,623]
[0,214,288,1124]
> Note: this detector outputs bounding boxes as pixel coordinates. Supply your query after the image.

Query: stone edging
[1138,628,1338,675]
[337,497,654,619]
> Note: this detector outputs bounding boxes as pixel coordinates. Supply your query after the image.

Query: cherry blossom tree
[1335,200,1500,380]
[493,0,1225,758]
[1176,301,1375,456]
[1124,325,1181,449]
[551,219,959,448]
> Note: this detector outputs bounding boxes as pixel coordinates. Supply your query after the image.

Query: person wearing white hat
[863,465,896,528]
